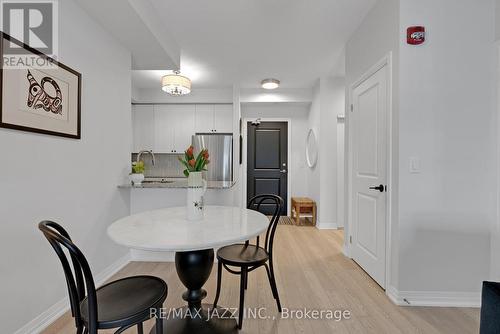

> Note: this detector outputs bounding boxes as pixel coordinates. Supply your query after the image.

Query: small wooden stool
[291,197,317,226]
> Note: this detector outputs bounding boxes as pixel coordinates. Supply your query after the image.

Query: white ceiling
[132,0,376,90]
[75,0,180,69]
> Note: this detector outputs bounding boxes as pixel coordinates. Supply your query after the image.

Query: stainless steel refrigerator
[192,134,233,181]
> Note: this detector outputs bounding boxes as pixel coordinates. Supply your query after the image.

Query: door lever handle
[369,184,385,192]
[280,169,287,174]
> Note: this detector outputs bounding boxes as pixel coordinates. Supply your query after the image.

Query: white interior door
[350,64,388,288]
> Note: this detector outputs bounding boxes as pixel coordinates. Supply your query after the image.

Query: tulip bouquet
[178,145,210,177]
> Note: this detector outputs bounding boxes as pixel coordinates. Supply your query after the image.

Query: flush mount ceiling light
[161,71,192,96]
[261,78,280,90]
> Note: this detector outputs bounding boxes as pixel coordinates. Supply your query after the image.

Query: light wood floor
[43,226,479,334]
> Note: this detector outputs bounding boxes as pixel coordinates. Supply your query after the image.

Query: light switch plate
[409,157,421,173]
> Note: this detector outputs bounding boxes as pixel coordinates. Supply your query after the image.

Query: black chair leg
[244,270,248,290]
[155,308,163,334]
[269,261,282,312]
[76,326,83,334]
[213,261,223,308]
[264,264,277,299]
[238,267,248,330]
[137,322,144,334]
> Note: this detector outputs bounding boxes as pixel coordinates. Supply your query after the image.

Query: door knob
[369,184,385,193]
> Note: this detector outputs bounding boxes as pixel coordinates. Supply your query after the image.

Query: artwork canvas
[0,33,81,139]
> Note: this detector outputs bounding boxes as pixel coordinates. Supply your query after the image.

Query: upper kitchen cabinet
[154,105,195,153]
[172,104,195,152]
[194,104,233,134]
[194,104,215,133]
[132,103,231,154]
[214,104,233,133]
[132,105,155,152]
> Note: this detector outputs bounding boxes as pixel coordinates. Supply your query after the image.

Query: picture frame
[0,32,81,139]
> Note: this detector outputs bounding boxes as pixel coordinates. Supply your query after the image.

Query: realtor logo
[0,0,58,63]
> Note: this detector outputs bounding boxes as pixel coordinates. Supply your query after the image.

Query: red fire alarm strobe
[407,26,425,45]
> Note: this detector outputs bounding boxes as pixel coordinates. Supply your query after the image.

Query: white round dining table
[108,205,269,334]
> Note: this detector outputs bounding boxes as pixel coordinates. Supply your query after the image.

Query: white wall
[347,0,496,302]
[306,77,345,229]
[398,0,495,295]
[0,1,132,332]
[494,46,500,280]
[307,83,321,210]
[491,0,500,283]
[496,0,500,40]
[337,115,346,228]
[345,0,400,289]
[242,103,309,208]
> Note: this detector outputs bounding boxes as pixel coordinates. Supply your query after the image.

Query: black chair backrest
[248,194,283,256]
[38,221,98,334]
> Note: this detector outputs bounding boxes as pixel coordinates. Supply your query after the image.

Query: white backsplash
[131,153,185,178]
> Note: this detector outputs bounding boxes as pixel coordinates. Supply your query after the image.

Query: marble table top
[107,206,269,252]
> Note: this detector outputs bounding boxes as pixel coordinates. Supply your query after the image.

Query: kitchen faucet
[136,150,155,166]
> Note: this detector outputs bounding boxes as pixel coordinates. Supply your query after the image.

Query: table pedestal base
[150,249,238,334]
[150,304,237,334]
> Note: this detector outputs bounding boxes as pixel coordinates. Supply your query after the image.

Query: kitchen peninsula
[119,178,237,215]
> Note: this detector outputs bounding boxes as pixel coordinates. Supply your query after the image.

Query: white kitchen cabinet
[153,105,195,153]
[132,105,154,152]
[194,104,215,133]
[194,104,233,134]
[132,104,231,154]
[154,105,176,153]
[214,104,233,133]
[172,104,195,152]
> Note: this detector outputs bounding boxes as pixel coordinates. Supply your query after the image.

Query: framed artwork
[0,32,81,139]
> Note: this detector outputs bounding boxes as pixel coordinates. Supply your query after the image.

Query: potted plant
[129,160,145,185]
[178,146,210,220]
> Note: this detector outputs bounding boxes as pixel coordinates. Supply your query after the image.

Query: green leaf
[178,159,190,169]
[183,169,189,177]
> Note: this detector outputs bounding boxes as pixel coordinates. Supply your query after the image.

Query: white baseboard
[316,220,338,230]
[14,253,131,334]
[386,286,481,308]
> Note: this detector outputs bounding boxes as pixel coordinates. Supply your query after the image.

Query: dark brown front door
[247,121,288,215]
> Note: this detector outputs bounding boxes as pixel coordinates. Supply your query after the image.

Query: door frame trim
[346,53,394,292]
[242,118,292,216]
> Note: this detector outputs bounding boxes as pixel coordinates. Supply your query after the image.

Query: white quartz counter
[118,179,235,189]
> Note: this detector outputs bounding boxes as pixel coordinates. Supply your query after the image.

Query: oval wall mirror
[306,129,318,168]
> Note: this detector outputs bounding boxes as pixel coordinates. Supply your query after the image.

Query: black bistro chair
[213,194,283,329]
[480,281,500,333]
[39,221,167,334]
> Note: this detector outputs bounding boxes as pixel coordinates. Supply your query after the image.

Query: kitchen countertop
[118,178,235,189]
